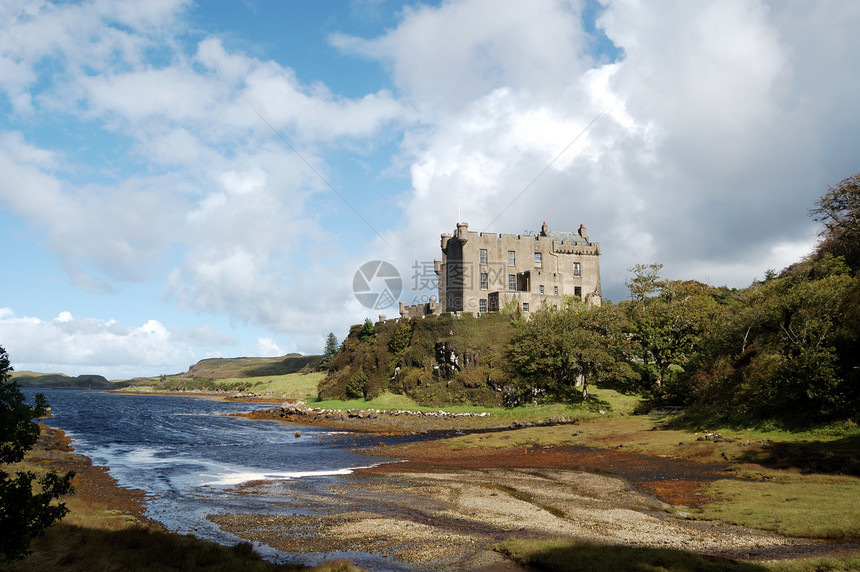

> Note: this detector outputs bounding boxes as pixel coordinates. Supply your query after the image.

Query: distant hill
[175,354,321,380]
[11,371,121,389]
[11,354,322,390]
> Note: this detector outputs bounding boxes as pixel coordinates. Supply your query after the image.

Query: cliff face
[317,313,516,406]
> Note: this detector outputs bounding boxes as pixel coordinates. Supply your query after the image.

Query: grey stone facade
[401,221,601,317]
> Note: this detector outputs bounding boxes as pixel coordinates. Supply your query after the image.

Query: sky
[1,0,859,379]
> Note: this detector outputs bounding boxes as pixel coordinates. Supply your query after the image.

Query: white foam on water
[199,464,380,486]
[103,445,194,469]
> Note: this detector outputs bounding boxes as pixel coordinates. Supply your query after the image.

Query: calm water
[26,389,419,565]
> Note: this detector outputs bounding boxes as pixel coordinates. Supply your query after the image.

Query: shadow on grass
[496,539,767,572]
[1,524,357,572]
[734,434,860,476]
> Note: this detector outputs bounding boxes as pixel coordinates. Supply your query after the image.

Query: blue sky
[1,0,859,379]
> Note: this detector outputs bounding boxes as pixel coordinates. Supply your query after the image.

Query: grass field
[125,372,325,401]
[698,473,860,538]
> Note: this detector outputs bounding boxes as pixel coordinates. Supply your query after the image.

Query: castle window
[480,249,488,265]
[534,252,542,267]
[539,285,544,294]
[479,299,487,313]
[554,286,558,296]
[522,303,529,312]
[507,251,516,266]
[575,286,582,299]
[480,273,488,290]
[573,262,581,277]
[508,274,516,290]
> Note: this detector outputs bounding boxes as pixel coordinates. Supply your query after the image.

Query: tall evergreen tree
[318,332,340,372]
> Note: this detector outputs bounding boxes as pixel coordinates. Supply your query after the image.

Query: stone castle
[400,221,601,318]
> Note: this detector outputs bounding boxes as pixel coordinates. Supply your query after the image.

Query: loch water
[25,388,421,565]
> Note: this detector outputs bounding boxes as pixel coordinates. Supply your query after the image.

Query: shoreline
[30,397,860,569]
[232,407,860,567]
[215,452,860,569]
[33,424,161,529]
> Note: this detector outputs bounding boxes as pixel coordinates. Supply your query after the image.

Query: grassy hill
[11,354,322,398]
[11,371,122,389]
[175,353,321,380]
[123,354,324,399]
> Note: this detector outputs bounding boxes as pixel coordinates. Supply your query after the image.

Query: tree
[358,318,376,341]
[0,346,75,562]
[624,265,727,395]
[318,332,339,372]
[688,254,858,423]
[507,301,634,402]
[811,173,860,269]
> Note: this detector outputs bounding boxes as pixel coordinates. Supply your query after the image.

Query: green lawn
[697,473,860,538]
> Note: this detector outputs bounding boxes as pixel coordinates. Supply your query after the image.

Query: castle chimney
[541,221,549,236]
[578,224,589,244]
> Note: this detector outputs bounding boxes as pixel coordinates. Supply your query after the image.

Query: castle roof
[545,230,589,245]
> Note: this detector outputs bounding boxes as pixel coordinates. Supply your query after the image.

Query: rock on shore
[245,402,576,434]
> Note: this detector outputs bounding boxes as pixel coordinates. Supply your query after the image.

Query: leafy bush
[1,346,75,562]
[345,371,368,399]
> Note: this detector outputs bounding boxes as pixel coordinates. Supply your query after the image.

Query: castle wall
[435,222,601,316]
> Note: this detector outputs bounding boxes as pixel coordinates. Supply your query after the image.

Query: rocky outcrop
[262,402,491,423]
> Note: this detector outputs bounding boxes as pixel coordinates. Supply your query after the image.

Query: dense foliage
[622,264,733,394]
[681,254,859,424]
[629,175,860,425]
[507,301,634,402]
[320,175,859,425]
[0,346,75,562]
[318,313,516,406]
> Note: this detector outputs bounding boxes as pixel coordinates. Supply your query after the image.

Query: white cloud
[333,0,590,112]
[255,337,283,357]
[0,138,185,286]
[676,238,817,290]
[0,0,190,114]
[356,0,860,302]
[0,308,197,378]
[171,324,237,348]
